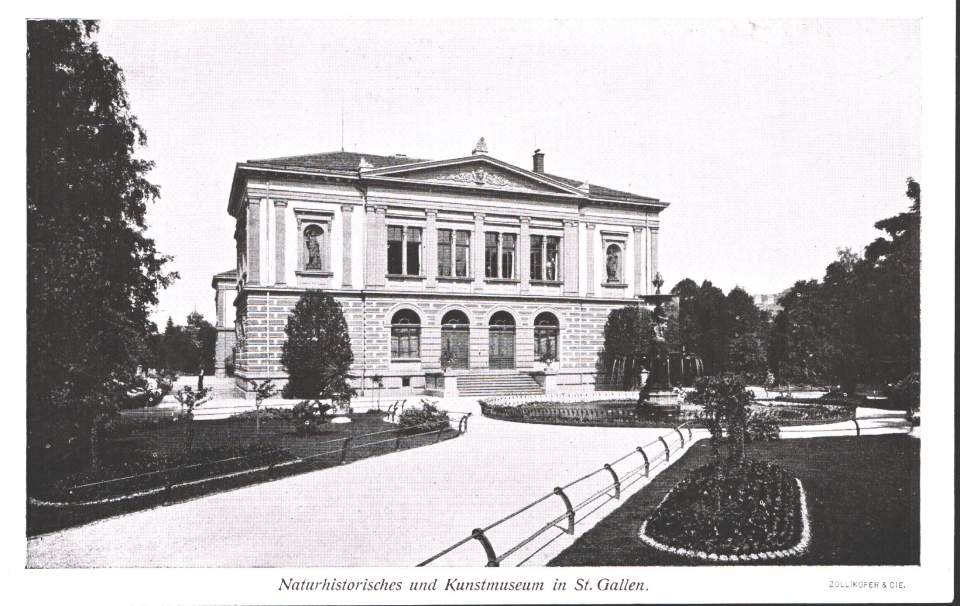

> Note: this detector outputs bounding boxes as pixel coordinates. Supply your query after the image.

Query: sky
[93,19,921,326]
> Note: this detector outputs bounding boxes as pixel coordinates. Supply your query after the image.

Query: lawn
[549,434,919,566]
[28,411,461,536]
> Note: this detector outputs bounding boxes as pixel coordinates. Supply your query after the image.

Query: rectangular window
[387,226,403,275]
[485,232,499,278]
[391,327,420,359]
[387,225,422,276]
[529,234,562,281]
[530,235,543,280]
[438,229,452,277]
[501,234,516,279]
[545,236,560,281]
[406,227,421,276]
[455,230,470,277]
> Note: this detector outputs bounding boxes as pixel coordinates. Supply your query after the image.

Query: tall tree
[725,287,769,382]
[280,291,355,399]
[27,21,175,476]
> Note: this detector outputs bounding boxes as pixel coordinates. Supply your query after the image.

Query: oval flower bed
[639,459,809,561]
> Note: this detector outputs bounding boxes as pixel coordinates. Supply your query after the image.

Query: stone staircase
[456,372,544,397]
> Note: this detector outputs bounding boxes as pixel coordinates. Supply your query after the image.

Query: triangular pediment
[362,156,586,196]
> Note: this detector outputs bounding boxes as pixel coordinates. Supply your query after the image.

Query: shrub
[887,371,920,412]
[280,291,356,400]
[690,374,754,463]
[398,401,450,433]
[289,399,334,435]
[745,409,780,442]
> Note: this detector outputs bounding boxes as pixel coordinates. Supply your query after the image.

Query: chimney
[532,149,545,174]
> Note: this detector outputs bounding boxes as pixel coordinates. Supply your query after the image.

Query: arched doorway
[440,310,470,369]
[488,311,516,369]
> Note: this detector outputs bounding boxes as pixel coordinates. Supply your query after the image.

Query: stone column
[425,209,438,288]
[563,219,579,296]
[341,205,353,288]
[585,222,596,296]
[274,201,286,285]
[650,226,660,287]
[473,213,485,290]
[246,199,261,285]
[633,225,646,296]
[364,206,377,288]
[519,217,531,292]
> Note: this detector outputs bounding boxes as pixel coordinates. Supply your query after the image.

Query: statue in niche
[304,225,323,270]
[606,245,620,282]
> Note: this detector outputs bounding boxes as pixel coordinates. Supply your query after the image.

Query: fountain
[639,272,686,407]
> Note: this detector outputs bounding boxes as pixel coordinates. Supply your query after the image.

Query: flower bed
[755,403,855,426]
[640,459,807,559]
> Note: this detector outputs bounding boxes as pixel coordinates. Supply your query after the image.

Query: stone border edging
[637,477,811,562]
[480,391,644,408]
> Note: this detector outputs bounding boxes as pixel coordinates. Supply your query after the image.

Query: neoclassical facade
[215,139,668,396]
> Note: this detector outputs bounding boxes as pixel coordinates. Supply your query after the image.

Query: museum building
[213,139,669,397]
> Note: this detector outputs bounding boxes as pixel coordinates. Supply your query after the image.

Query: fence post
[553,487,576,535]
[471,528,500,567]
[603,463,621,499]
[852,418,861,436]
[659,436,671,462]
[674,426,685,448]
[395,431,403,451]
[435,425,444,443]
[637,446,650,476]
[340,437,352,464]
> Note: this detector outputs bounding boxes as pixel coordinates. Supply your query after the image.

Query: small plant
[289,399,333,435]
[370,374,384,410]
[174,385,210,450]
[249,379,278,438]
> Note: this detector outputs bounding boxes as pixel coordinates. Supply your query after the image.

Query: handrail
[52,412,470,498]
[417,422,696,567]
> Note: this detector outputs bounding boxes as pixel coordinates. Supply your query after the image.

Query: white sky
[94,19,921,325]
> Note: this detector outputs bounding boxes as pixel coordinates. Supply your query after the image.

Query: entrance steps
[456,372,544,397]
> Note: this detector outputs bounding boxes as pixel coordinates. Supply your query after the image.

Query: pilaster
[274,200,286,285]
[650,226,659,288]
[473,212,485,290]
[425,209,438,288]
[563,219,579,296]
[364,206,378,288]
[634,225,646,296]
[585,222,596,296]
[246,199,261,285]
[519,217,531,293]
[341,205,353,288]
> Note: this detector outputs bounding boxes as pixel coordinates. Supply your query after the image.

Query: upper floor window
[605,243,623,283]
[438,229,471,278]
[530,234,561,281]
[485,232,516,279]
[390,309,421,359]
[387,225,422,276]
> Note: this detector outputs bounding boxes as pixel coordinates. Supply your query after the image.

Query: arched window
[303,224,326,271]
[488,311,516,369]
[390,309,421,360]
[605,243,623,283]
[440,310,470,369]
[534,312,560,362]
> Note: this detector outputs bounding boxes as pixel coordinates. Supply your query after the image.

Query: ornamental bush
[280,291,356,400]
[398,401,450,433]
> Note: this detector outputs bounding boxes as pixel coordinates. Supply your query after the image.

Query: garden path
[26,400,911,568]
